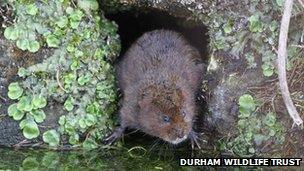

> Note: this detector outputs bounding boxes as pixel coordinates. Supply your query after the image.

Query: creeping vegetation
[5,0,121,149]
[197,0,303,77]
[185,0,303,157]
[219,94,285,156]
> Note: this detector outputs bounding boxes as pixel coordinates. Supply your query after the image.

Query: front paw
[102,126,125,145]
[189,131,201,150]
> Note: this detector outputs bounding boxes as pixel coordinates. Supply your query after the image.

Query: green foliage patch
[198,0,303,77]
[5,0,120,149]
[219,94,285,156]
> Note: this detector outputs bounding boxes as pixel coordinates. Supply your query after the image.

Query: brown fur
[108,30,203,144]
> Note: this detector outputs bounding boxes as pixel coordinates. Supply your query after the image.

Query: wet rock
[205,53,265,135]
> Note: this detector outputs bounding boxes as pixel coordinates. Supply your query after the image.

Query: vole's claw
[102,134,116,145]
[189,131,201,150]
[102,126,125,145]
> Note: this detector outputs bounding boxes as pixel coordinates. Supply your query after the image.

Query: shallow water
[0,146,182,170]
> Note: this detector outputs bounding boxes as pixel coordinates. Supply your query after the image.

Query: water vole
[104,30,203,147]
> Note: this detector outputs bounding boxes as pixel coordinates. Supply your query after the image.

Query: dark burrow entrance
[103,7,211,155]
[104,7,209,60]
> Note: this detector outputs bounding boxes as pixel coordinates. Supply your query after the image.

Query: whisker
[125,129,140,136]
[149,139,161,152]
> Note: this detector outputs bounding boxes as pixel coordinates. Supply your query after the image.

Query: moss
[4,0,121,149]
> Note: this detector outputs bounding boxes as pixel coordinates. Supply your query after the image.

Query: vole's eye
[163,115,171,123]
[182,111,186,117]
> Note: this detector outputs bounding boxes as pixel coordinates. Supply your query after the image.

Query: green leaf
[28,40,40,53]
[70,21,80,29]
[276,0,284,7]
[70,60,79,70]
[238,107,251,118]
[69,9,84,29]
[224,20,233,34]
[77,73,92,86]
[4,26,18,40]
[64,96,74,111]
[17,95,33,112]
[77,76,86,86]
[79,118,86,129]
[66,44,75,52]
[20,119,27,129]
[264,113,276,127]
[16,39,30,51]
[30,110,46,123]
[77,0,99,12]
[42,152,59,169]
[56,16,69,28]
[75,50,84,57]
[248,147,255,154]
[8,103,24,120]
[22,157,39,171]
[238,94,256,112]
[85,114,96,127]
[66,7,74,14]
[262,64,274,77]
[249,14,263,32]
[27,30,36,40]
[83,29,92,39]
[86,102,100,115]
[8,82,23,99]
[69,133,79,145]
[83,138,98,150]
[46,34,60,48]
[58,116,66,125]
[263,68,274,77]
[34,23,49,35]
[18,67,29,78]
[26,4,38,15]
[63,73,76,85]
[54,27,65,38]
[43,129,60,147]
[269,128,276,136]
[70,9,84,21]
[94,48,103,58]
[32,95,47,109]
[22,120,40,139]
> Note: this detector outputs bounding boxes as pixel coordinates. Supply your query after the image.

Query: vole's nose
[176,129,184,138]
[177,133,184,138]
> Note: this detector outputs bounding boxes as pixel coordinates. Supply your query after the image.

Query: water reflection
[0,146,181,170]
